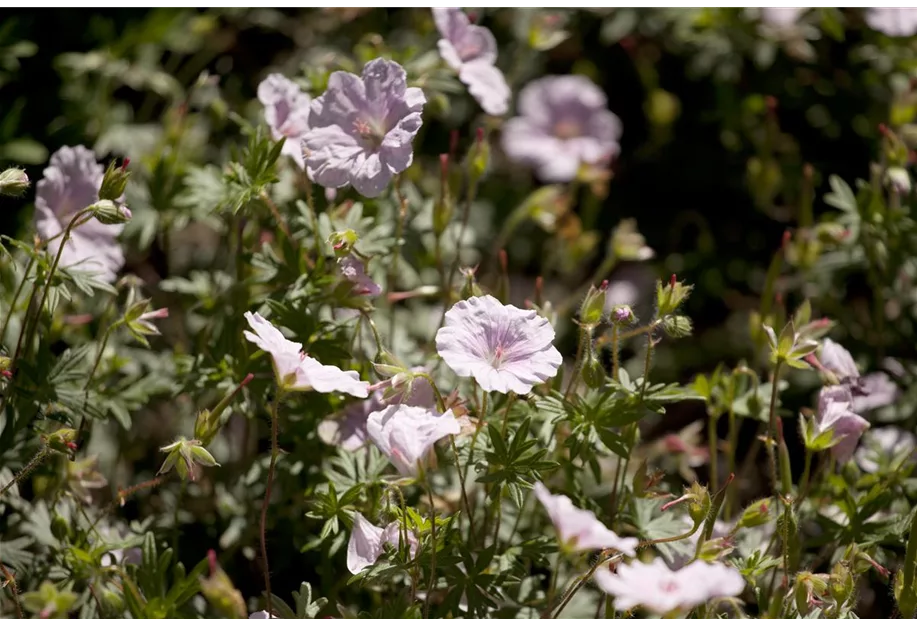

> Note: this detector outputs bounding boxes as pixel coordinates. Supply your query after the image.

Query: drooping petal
[258,73,312,169]
[366,405,461,476]
[347,513,386,574]
[820,339,860,380]
[459,61,510,116]
[866,8,917,37]
[533,482,638,555]
[243,312,302,357]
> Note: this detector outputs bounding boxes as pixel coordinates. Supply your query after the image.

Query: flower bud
[737,498,772,529]
[467,128,490,186]
[662,315,693,338]
[656,276,692,317]
[696,536,734,562]
[98,159,131,201]
[199,550,246,619]
[0,167,29,197]
[582,350,606,388]
[159,437,219,481]
[579,283,607,327]
[609,304,635,325]
[459,266,484,300]
[328,229,359,258]
[89,199,132,225]
[43,428,78,454]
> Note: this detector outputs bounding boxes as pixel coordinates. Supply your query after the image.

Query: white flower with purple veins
[347,512,418,574]
[533,482,638,555]
[594,557,746,615]
[366,404,461,476]
[819,338,897,413]
[339,254,381,297]
[866,8,917,37]
[318,374,436,451]
[436,295,561,395]
[502,75,622,182]
[432,8,510,116]
[816,385,870,464]
[855,426,917,473]
[303,58,425,198]
[258,73,312,169]
[243,311,369,397]
[34,145,126,283]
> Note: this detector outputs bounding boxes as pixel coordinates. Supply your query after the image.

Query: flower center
[553,120,582,140]
[659,579,679,594]
[491,345,506,368]
[353,118,385,149]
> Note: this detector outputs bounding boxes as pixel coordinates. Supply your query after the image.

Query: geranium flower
[533,482,638,554]
[815,386,870,463]
[243,312,369,397]
[432,8,510,116]
[819,339,897,413]
[435,295,561,394]
[594,557,746,615]
[501,75,622,182]
[865,8,917,37]
[249,611,277,619]
[303,58,425,197]
[366,404,461,476]
[34,145,126,283]
[318,373,435,451]
[257,73,312,168]
[855,426,917,474]
[339,254,381,297]
[347,512,418,574]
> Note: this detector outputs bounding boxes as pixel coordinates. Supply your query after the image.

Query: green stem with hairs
[0,254,36,347]
[260,392,283,617]
[0,446,51,497]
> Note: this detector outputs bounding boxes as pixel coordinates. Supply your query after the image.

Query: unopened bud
[656,278,693,317]
[610,304,635,325]
[0,168,29,197]
[89,199,131,225]
[328,229,359,258]
[580,283,607,327]
[99,159,131,201]
[468,128,490,185]
[459,266,484,300]
[582,350,606,388]
[662,315,693,338]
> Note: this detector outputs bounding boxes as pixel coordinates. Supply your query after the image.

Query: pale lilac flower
[249,611,277,619]
[135,308,169,334]
[759,7,806,29]
[303,58,425,198]
[339,254,381,297]
[865,8,917,37]
[34,145,125,283]
[816,386,870,463]
[257,73,312,168]
[594,557,745,615]
[432,8,510,116]
[318,373,435,451]
[855,426,917,474]
[435,295,561,394]
[819,339,897,413]
[243,311,369,397]
[533,482,638,555]
[347,512,418,574]
[502,75,622,182]
[366,404,461,476]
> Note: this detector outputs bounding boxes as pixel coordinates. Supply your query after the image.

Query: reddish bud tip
[499,249,508,272]
[121,157,131,171]
[782,229,792,249]
[776,417,784,442]
[669,274,676,288]
[208,549,218,576]
[241,373,254,387]
[599,279,609,291]
[332,240,345,250]
[475,127,484,143]
[803,163,813,180]
[449,129,459,156]
[439,153,449,174]
[1,370,12,379]
[879,123,889,136]
[765,95,778,111]
[467,10,477,23]
[66,441,78,451]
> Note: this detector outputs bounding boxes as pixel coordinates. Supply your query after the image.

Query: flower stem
[445,178,479,305]
[76,321,119,445]
[766,360,784,497]
[708,410,719,494]
[799,447,814,499]
[725,376,738,520]
[0,446,51,497]
[261,393,283,617]
[423,474,437,619]
[0,561,23,619]
[417,372,446,413]
[611,325,620,381]
[0,254,36,348]
[388,177,409,343]
[564,327,589,398]
[260,190,292,241]
[303,176,322,269]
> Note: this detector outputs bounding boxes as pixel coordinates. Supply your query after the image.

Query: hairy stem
[0,254,37,347]
[424,474,437,619]
[0,446,51,497]
[260,393,282,617]
[388,178,409,343]
[0,561,23,619]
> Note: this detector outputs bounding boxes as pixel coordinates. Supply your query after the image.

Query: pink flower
[819,339,897,413]
[243,312,369,397]
[347,512,418,574]
[594,557,746,615]
[865,8,917,37]
[366,404,461,476]
[435,295,561,395]
[249,611,277,619]
[432,8,510,116]
[815,386,870,464]
[318,373,435,451]
[257,73,312,168]
[339,255,381,297]
[135,307,169,334]
[533,482,638,554]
